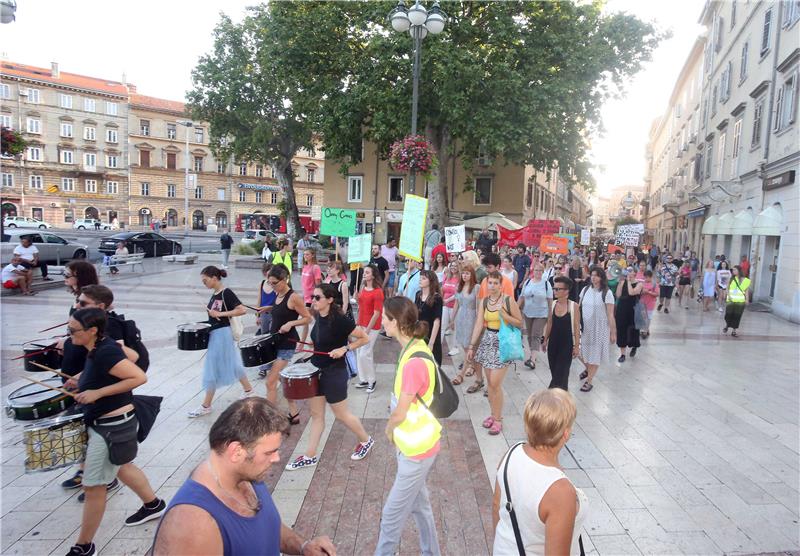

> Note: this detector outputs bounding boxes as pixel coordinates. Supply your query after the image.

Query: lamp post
[177,120,194,234]
[387,0,446,194]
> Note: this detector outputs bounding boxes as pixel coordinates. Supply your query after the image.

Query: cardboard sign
[498,219,561,247]
[539,235,570,254]
[398,194,428,262]
[555,233,577,251]
[615,224,644,247]
[444,225,466,253]
[320,207,357,237]
[347,233,372,264]
[580,228,591,245]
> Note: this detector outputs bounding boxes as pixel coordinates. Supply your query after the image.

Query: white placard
[615,224,644,247]
[444,225,466,252]
[580,228,591,245]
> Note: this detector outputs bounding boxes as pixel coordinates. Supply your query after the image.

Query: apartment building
[128,93,325,231]
[645,0,799,321]
[1,61,130,225]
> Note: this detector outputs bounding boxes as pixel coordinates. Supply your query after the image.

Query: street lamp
[0,0,17,24]
[177,120,194,234]
[387,0,447,194]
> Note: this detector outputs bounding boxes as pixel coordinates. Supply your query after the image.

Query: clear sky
[3,0,704,197]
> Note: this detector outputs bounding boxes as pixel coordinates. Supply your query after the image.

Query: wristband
[300,540,309,554]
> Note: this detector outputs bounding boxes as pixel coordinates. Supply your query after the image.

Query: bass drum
[177,323,211,351]
[280,361,320,400]
[6,378,75,421]
[23,413,87,473]
[238,333,279,367]
[22,341,63,373]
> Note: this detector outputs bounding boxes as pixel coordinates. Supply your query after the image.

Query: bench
[99,253,146,274]
[171,254,199,265]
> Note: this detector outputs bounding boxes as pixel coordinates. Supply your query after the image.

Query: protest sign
[539,235,570,254]
[444,225,466,253]
[497,219,561,247]
[347,233,371,264]
[580,228,591,245]
[615,224,644,247]
[320,207,357,237]
[398,194,428,261]
[555,233,577,251]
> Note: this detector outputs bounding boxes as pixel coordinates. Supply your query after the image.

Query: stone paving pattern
[1,255,798,555]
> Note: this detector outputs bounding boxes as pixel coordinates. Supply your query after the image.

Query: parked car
[73,219,115,231]
[241,229,278,245]
[98,232,182,257]
[3,216,52,229]
[1,230,88,263]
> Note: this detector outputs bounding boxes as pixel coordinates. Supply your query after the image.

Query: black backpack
[410,350,459,419]
[108,312,150,372]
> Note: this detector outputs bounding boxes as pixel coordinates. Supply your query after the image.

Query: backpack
[409,350,459,419]
[108,312,150,372]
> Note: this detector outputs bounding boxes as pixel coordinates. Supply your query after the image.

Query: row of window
[0,173,119,194]
[133,182,315,206]
[0,84,120,115]
[345,175,493,205]
[23,146,120,168]
[138,120,204,143]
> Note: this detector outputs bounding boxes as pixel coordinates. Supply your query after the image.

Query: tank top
[493,445,588,555]
[259,280,277,309]
[270,288,299,350]
[483,297,504,331]
[326,279,345,307]
[154,478,280,556]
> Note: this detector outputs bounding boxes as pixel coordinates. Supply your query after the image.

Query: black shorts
[317,361,349,404]
[678,277,691,286]
[659,285,675,299]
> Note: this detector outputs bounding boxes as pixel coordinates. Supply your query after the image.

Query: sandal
[731,331,738,337]
[580,382,593,392]
[722,327,728,334]
[465,366,475,377]
[524,359,535,369]
[579,369,589,380]
[451,374,465,386]
[287,412,300,425]
[488,420,503,435]
[482,416,495,429]
[466,381,484,394]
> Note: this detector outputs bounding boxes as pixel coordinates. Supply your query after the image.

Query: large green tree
[276,1,662,227]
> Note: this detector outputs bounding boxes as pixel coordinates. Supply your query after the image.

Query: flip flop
[465,366,475,377]
[466,381,484,394]
[579,370,588,380]
[580,382,593,392]
[451,374,465,385]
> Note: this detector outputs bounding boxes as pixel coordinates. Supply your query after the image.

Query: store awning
[687,206,708,218]
[753,204,783,236]
[715,211,736,234]
[730,210,754,235]
[701,214,718,235]
[460,212,523,231]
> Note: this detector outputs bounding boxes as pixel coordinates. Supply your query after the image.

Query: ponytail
[383,296,426,339]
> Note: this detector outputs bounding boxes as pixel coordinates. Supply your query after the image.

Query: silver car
[1,230,88,264]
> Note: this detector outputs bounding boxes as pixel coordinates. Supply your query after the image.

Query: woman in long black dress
[615,269,642,363]
[414,270,443,365]
[543,276,581,390]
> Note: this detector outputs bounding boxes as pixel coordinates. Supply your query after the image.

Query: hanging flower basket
[388,134,438,180]
[1,127,27,158]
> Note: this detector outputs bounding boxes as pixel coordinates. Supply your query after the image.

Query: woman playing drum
[256,262,277,378]
[188,266,254,418]
[63,308,165,556]
[266,264,312,425]
[285,284,374,470]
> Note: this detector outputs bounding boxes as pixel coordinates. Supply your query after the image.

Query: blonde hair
[460,250,481,270]
[523,389,576,448]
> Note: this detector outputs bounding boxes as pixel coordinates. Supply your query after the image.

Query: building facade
[1,61,130,226]
[644,1,800,321]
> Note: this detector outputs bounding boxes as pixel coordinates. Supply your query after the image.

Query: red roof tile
[0,61,130,97]
[129,93,186,115]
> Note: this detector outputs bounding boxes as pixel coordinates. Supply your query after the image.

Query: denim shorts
[386,271,396,288]
[276,348,295,361]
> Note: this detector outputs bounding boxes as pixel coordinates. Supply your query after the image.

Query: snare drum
[238,334,279,367]
[22,340,63,373]
[6,378,75,421]
[177,323,211,351]
[23,413,87,473]
[280,362,320,400]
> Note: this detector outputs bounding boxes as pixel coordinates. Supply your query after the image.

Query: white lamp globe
[425,13,445,34]
[389,6,411,32]
[410,24,428,40]
[408,2,428,26]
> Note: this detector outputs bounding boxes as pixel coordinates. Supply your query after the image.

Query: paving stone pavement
[1,256,798,555]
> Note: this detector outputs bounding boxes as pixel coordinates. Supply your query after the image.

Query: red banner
[497,219,562,248]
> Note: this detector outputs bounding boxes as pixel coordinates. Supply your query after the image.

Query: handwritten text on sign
[398,194,429,262]
[444,225,466,252]
[615,224,644,247]
[320,208,357,237]
[347,233,372,264]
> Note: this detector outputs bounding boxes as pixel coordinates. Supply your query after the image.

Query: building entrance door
[387,222,401,243]
[768,236,780,299]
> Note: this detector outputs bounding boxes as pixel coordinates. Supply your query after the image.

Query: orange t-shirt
[478,275,515,299]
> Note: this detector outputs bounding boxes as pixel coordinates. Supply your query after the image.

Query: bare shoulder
[152,504,222,556]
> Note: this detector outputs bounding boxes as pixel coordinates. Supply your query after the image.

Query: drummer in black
[265,264,312,425]
[63,308,165,556]
[285,284,374,471]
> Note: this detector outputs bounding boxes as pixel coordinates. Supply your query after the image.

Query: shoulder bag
[499,296,524,363]
[223,289,244,342]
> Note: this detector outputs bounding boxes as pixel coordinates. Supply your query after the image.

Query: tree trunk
[273,158,303,240]
[426,124,450,228]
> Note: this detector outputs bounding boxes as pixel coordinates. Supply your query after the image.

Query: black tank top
[327,279,344,306]
[270,288,299,350]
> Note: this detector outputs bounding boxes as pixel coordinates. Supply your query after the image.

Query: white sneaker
[188,405,212,418]
[448,348,459,356]
[240,389,256,399]
[285,455,318,471]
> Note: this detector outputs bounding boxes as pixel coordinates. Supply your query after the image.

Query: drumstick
[16,374,76,398]
[38,321,69,333]
[28,361,73,381]
[12,343,58,360]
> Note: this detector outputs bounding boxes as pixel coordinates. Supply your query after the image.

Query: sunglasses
[66,326,85,335]
[63,273,74,279]
[555,266,563,270]
[312,295,324,301]
[76,299,92,307]
[267,279,281,286]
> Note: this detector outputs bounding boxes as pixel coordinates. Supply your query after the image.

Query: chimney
[51,62,59,78]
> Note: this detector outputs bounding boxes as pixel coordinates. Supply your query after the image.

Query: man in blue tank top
[151,398,336,555]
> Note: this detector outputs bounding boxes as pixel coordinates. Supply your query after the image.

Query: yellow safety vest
[728,277,750,303]
[392,339,442,457]
[272,251,292,274]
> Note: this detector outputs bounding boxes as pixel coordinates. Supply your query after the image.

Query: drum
[6,378,75,421]
[177,323,211,351]
[280,362,320,400]
[238,334,279,367]
[22,341,63,373]
[23,413,87,473]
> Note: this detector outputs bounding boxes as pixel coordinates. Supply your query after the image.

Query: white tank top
[493,444,588,556]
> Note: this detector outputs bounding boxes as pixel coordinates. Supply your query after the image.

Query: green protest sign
[347,233,372,264]
[320,207,357,237]
[398,194,428,262]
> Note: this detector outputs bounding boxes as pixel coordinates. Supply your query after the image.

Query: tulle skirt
[203,326,246,390]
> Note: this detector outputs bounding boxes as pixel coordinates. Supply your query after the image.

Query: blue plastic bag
[498,298,524,363]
